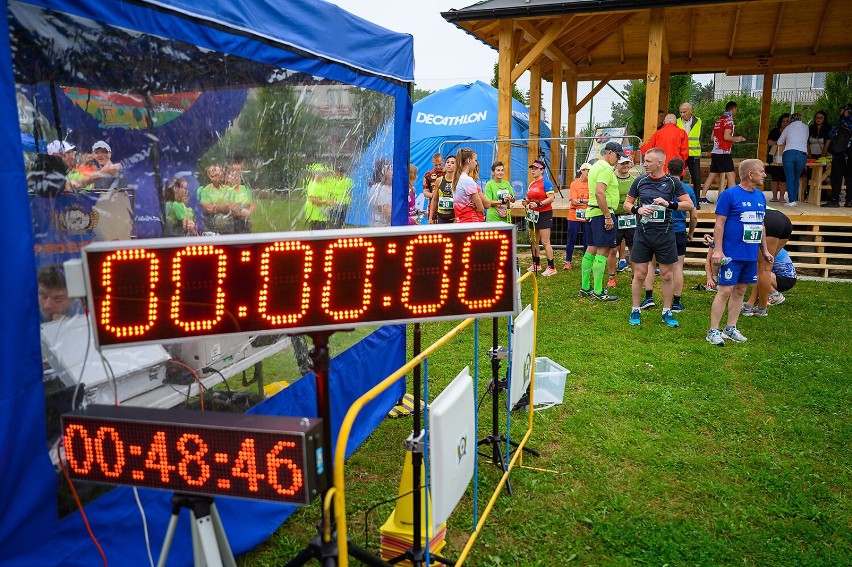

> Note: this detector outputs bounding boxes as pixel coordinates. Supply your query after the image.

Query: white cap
[59,141,76,153]
[617,155,633,164]
[47,140,62,155]
[579,162,592,171]
[92,140,111,152]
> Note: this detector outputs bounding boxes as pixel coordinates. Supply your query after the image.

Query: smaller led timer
[61,406,325,504]
[82,223,517,348]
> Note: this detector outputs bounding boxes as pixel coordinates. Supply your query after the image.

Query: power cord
[362,486,420,551]
[202,366,232,392]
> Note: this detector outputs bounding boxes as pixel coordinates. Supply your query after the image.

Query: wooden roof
[442,0,852,82]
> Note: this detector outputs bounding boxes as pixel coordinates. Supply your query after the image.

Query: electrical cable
[203,366,232,393]
[132,486,156,567]
[58,453,108,567]
[96,349,119,406]
[70,308,93,411]
[168,359,204,411]
[362,487,419,551]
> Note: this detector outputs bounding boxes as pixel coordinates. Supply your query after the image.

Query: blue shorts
[717,259,758,286]
[587,214,617,248]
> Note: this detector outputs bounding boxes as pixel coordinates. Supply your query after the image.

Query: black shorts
[675,231,688,256]
[775,274,796,292]
[587,214,616,248]
[436,213,454,224]
[763,209,793,240]
[631,228,678,264]
[616,225,635,247]
[709,153,735,174]
[767,164,786,183]
[527,208,553,230]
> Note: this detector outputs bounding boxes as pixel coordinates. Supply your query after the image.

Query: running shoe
[541,266,558,277]
[768,292,785,306]
[640,297,656,309]
[722,325,748,343]
[578,288,592,298]
[616,259,628,272]
[784,201,798,207]
[699,197,711,205]
[590,291,618,302]
[607,275,617,288]
[741,304,754,316]
[629,309,641,326]
[751,306,768,317]
[563,261,572,271]
[671,302,685,312]
[527,263,540,273]
[661,311,679,328]
[706,328,725,346]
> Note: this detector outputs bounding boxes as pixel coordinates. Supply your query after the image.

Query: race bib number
[618,214,637,229]
[575,208,586,220]
[525,209,540,224]
[647,204,666,223]
[438,196,454,210]
[742,223,763,243]
[497,190,510,202]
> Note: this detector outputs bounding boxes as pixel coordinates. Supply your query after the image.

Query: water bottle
[720,256,732,265]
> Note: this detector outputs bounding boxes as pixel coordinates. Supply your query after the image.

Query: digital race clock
[81,223,517,348]
[61,405,325,504]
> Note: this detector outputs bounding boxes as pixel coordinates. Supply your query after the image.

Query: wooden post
[643,9,664,143]
[659,70,670,114]
[758,72,773,162]
[566,67,578,177]
[498,21,514,178]
[550,63,563,185]
[529,60,542,175]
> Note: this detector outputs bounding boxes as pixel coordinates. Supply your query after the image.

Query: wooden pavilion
[441,0,852,278]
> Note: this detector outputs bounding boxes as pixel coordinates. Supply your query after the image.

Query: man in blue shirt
[667,158,699,312]
[706,159,774,345]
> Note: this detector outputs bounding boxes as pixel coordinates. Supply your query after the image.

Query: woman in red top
[452,148,486,223]
[522,159,557,275]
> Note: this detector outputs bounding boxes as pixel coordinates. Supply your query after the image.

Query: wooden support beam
[618,30,625,64]
[512,29,523,65]
[643,9,665,143]
[550,63,564,180]
[576,76,614,111]
[498,21,514,178]
[515,20,577,72]
[812,0,831,55]
[528,60,542,173]
[566,67,578,178]
[565,14,633,63]
[728,6,741,58]
[769,2,784,56]
[688,9,696,61]
[511,18,571,83]
[659,70,671,115]
[758,72,773,162]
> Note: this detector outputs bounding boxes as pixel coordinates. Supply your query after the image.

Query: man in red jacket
[641,114,689,174]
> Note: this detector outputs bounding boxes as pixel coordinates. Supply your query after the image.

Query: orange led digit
[61,406,325,504]
[82,224,516,347]
[457,231,511,310]
[320,237,375,321]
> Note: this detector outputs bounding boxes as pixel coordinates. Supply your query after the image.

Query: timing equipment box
[41,314,170,405]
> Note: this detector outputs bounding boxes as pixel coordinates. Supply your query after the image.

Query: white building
[713,72,826,105]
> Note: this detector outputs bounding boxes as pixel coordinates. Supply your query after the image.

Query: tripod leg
[348,540,392,567]
[283,545,317,567]
[156,512,181,567]
[210,504,237,567]
[508,440,540,457]
[492,442,513,496]
[194,511,226,567]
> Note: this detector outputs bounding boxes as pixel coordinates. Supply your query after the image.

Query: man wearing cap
[677,102,703,187]
[825,104,852,207]
[422,152,444,201]
[606,154,637,285]
[581,141,624,301]
[85,140,125,191]
[563,162,591,270]
[622,148,694,328]
[641,114,689,174]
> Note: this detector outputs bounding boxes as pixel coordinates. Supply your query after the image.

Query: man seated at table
[37,265,85,323]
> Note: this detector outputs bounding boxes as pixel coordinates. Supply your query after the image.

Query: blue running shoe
[662,311,679,327]
[671,302,685,312]
[616,259,628,272]
[706,329,725,346]
[590,291,618,302]
[578,288,592,298]
[640,297,655,309]
[629,309,641,326]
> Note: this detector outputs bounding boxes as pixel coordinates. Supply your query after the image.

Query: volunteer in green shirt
[198,164,236,234]
[581,141,625,301]
[304,169,335,230]
[164,177,197,236]
[226,167,255,234]
[328,166,354,227]
[483,161,515,222]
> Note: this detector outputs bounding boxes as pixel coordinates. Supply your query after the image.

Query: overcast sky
[327,0,626,131]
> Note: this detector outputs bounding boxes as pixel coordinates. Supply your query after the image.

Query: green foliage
[812,72,852,119]
[491,62,528,105]
[693,95,791,157]
[667,74,692,114]
[412,85,434,103]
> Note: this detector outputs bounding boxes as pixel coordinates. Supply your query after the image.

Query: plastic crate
[532,357,569,411]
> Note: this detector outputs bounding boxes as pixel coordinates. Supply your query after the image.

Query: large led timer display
[61,405,325,504]
[82,223,517,347]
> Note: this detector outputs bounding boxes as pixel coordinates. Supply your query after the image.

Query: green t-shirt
[614,174,636,214]
[330,176,354,204]
[586,160,619,218]
[197,184,235,233]
[231,184,253,209]
[484,178,513,223]
[165,201,194,235]
[304,179,332,222]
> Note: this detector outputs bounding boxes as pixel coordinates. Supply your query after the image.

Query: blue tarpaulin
[1,1,413,565]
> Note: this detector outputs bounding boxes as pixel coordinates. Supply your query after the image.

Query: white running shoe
[722,325,748,343]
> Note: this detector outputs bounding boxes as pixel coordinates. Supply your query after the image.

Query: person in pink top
[452,147,486,223]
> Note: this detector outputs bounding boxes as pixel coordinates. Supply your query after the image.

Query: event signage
[61,405,325,504]
[81,223,516,348]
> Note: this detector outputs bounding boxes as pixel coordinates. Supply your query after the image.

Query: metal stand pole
[156,493,236,567]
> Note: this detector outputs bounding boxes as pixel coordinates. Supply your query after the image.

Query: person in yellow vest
[677,102,703,188]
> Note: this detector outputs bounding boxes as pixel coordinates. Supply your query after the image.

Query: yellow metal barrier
[331,271,539,566]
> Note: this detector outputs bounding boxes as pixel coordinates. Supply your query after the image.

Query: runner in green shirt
[483,161,515,223]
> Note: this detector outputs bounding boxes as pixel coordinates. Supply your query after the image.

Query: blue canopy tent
[1,1,412,565]
[347,81,551,225]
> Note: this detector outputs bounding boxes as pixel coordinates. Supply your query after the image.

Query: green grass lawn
[239,257,851,566]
